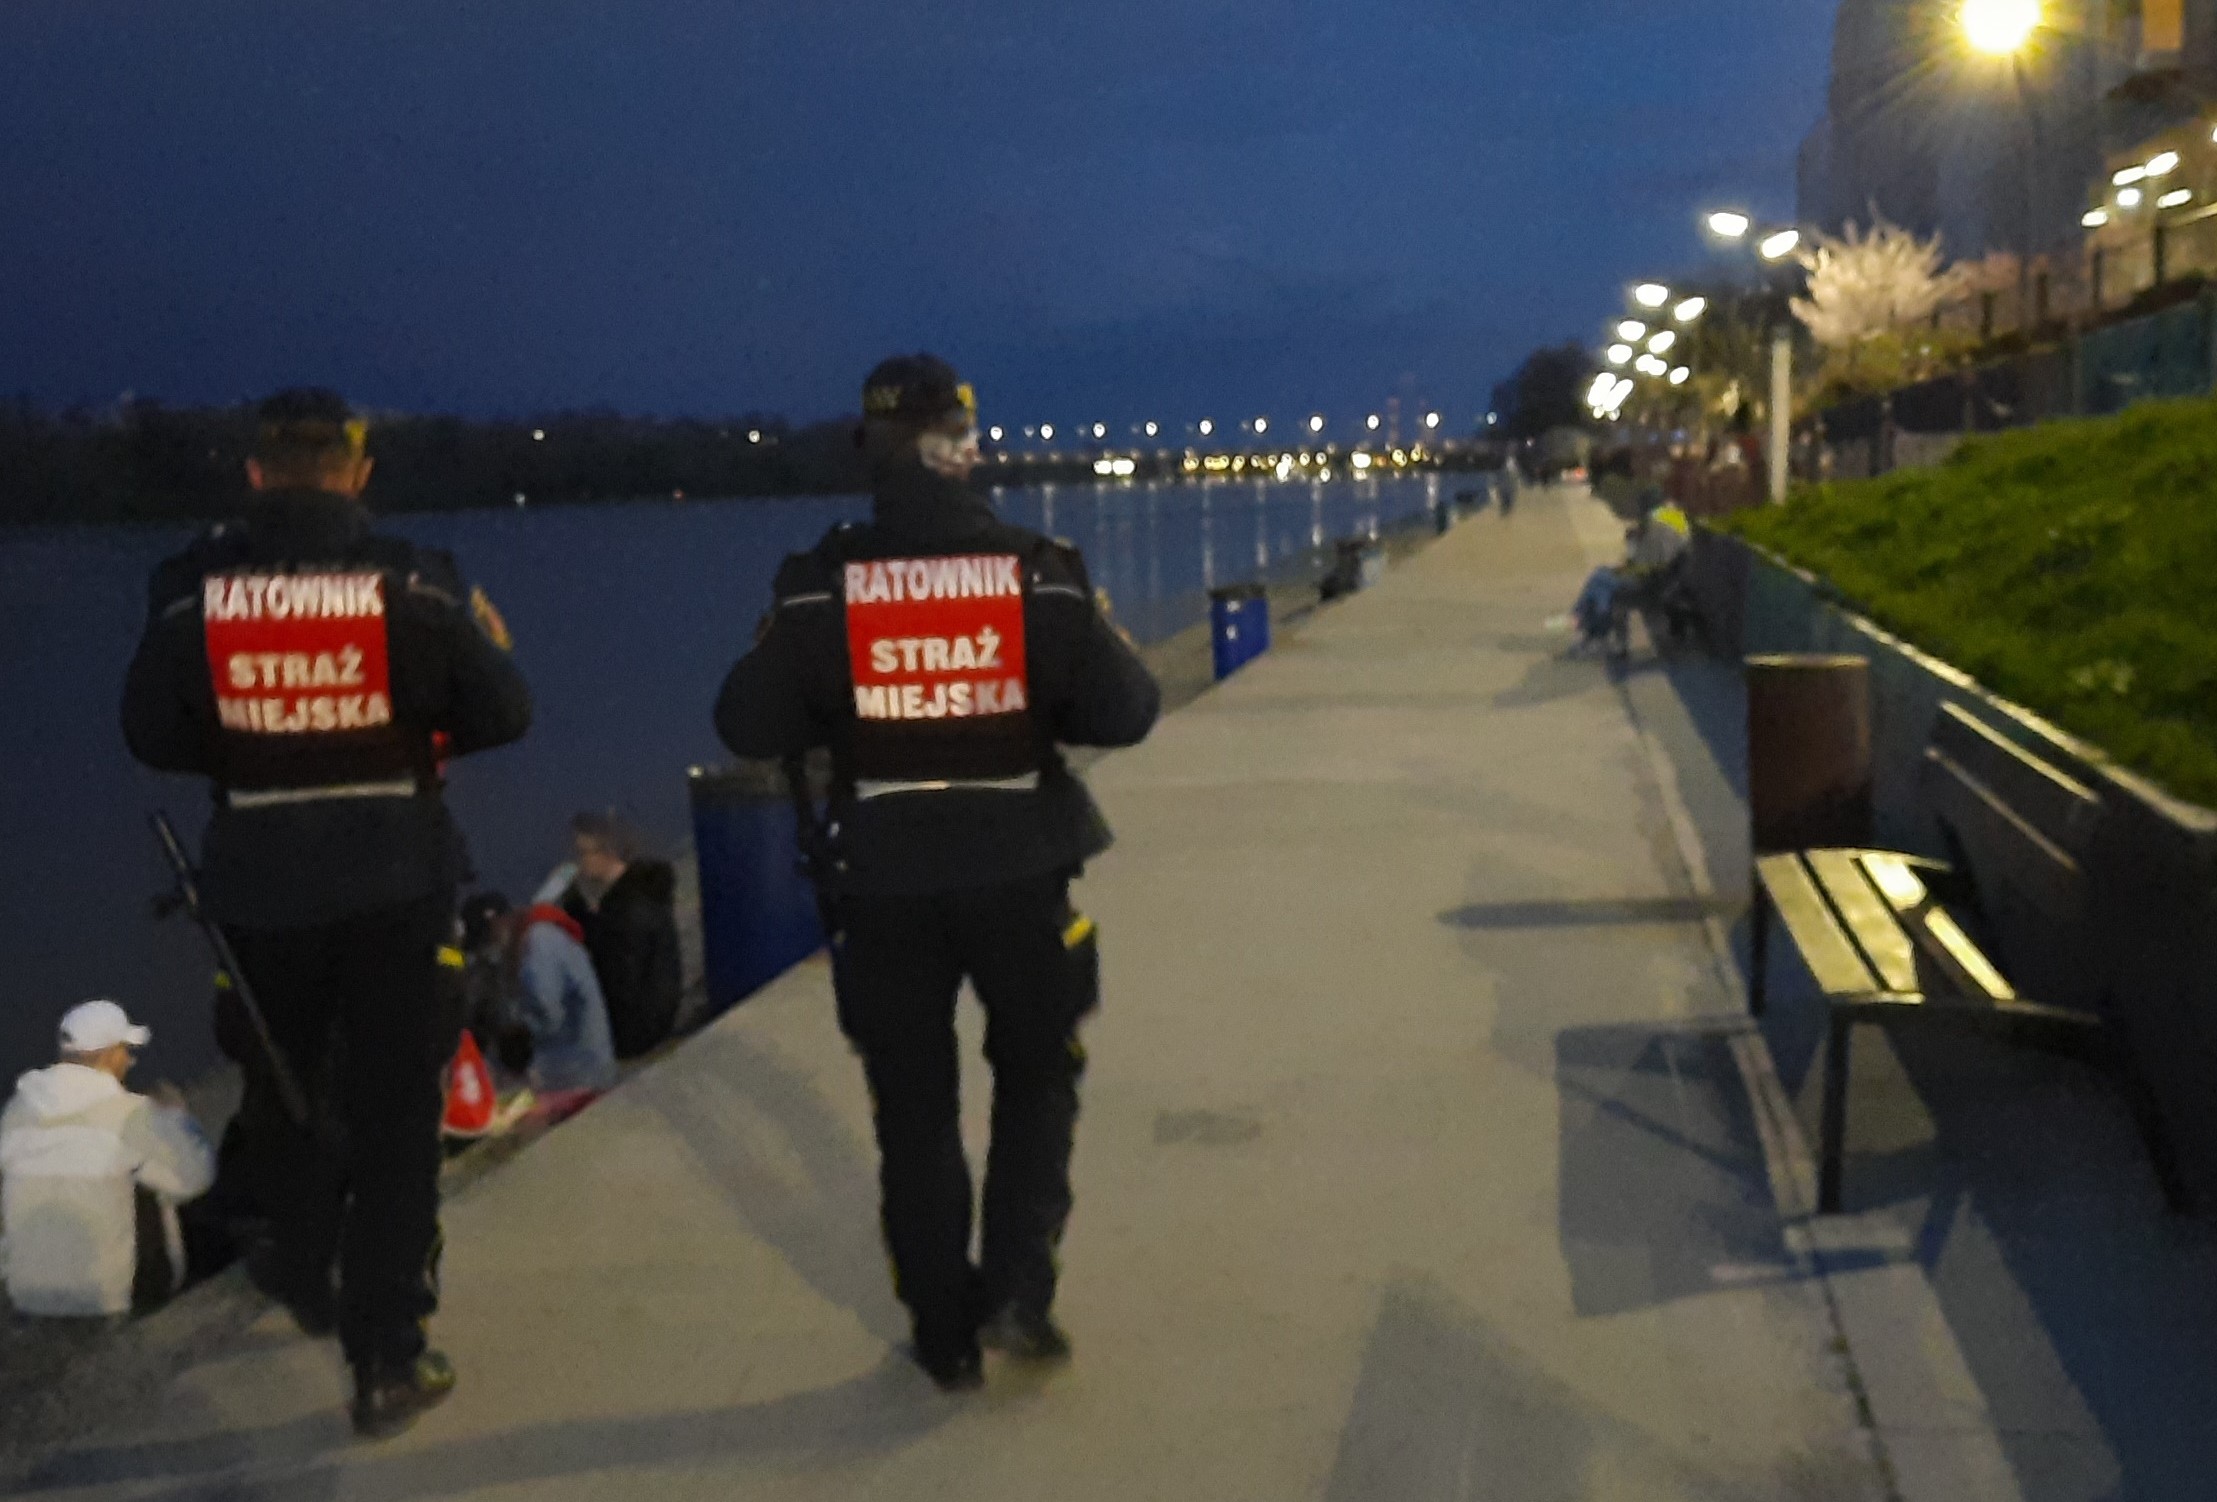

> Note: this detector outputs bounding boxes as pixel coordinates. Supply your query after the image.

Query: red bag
[441,1031,497,1139]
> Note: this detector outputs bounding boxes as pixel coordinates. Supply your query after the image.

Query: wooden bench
[1749,702,2185,1214]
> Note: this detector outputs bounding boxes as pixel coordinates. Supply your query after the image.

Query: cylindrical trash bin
[1322,537,1386,600]
[688,760,827,1018]
[1745,654,1873,852]
[1209,583,1271,680]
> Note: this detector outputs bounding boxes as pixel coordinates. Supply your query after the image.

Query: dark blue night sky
[0,1,1835,432]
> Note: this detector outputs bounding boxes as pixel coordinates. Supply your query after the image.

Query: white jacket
[0,1064,216,1316]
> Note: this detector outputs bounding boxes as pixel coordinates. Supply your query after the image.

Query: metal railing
[1924,206,2217,343]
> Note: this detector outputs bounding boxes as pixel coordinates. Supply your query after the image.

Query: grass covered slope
[1723,397,2217,808]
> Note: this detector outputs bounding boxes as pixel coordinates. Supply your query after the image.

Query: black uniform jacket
[714,464,1160,896]
[122,489,533,929]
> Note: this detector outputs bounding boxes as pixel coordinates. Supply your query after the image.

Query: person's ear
[246,457,268,491]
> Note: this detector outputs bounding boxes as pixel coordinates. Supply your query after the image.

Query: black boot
[978,1305,1072,1363]
[350,1349,458,1439]
[911,1322,984,1393]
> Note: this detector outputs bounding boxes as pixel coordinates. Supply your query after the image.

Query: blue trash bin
[688,761,826,1018]
[1209,583,1271,680]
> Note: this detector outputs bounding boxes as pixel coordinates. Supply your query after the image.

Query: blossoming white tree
[1792,219,1972,394]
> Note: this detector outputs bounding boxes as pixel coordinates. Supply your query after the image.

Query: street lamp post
[1702,209,1809,502]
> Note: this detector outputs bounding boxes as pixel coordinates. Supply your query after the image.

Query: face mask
[918,426,981,476]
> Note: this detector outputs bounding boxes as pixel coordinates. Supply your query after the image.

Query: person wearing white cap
[0,1000,215,1317]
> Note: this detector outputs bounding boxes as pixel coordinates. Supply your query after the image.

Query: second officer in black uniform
[715,356,1160,1389]
[122,389,532,1437]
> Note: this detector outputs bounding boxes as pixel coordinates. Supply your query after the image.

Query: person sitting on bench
[1568,500,1690,650]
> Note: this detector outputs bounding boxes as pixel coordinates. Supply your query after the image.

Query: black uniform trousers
[833,872,1100,1344]
[223,892,459,1369]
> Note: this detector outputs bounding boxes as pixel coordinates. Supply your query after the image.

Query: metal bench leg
[1748,872,1770,1018]
[1819,1009,1852,1214]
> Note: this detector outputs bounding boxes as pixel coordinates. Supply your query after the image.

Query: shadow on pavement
[1440,896,1734,931]
[1491,652,1605,709]
[1554,1022,1796,1317]
[20,1357,946,1500]
[647,1028,909,1346]
[1321,1276,1861,1502]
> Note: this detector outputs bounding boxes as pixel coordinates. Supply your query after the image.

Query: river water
[0,474,1444,1083]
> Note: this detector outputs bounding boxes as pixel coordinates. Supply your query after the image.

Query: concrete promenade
[16,488,1897,1500]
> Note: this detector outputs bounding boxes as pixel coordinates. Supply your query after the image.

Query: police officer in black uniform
[715,356,1159,1390]
[122,389,532,1437]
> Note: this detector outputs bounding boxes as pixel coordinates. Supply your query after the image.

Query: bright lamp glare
[2147,151,2181,178]
[2114,165,2147,186]
[1758,228,1802,261]
[1960,0,2040,56]
[1607,344,1634,365]
[1674,296,1707,323]
[2083,209,2109,227]
[2159,188,2193,209]
[1669,367,1691,386]
[1633,283,1670,308]
[1706,211,1752,239]
[2119,186,2144,208]
[1617,320,1648,341]
[1648,330,1677,354]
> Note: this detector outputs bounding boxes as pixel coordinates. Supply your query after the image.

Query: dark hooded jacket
[713,461,1160,895]
[121,489,532,928]
[563,859,683,1059]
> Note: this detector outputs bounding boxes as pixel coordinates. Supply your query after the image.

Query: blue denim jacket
[518,922,619,1093]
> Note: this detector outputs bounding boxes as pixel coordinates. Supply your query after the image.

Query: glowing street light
[1758,228,1802,261]
[988,425,1005,442]
[532,428,546,441]
[1960,0,2040,56]
[2159,187,2194,209]
[1366,413,1381,430]
[1092,423,1107,440]
[1144,421,1159,437]
[1252,416,1269,435]
[2083,209,2110,228]
[1424,411,1441,429]
[1635,354,1669,377]
[1039,423,1056,441]
[1706,211,1752,239]
[1617,319,1648,341]
[2148,150,2181,178]
[1673,296,1708,323]
[1198,418,1215,436]
[1308,414,1326,434]
[1648,330,1677,354]
[1607,343,1635,365]
[1669,367,1691,386]
[1633,282,1671,309]
[2119,186,2145,208]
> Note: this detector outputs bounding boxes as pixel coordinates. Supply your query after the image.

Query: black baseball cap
[255,386,367,461]
[861,355,977,425]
